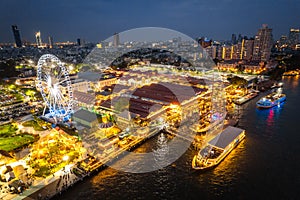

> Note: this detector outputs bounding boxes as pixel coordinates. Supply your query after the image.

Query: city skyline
[0,0,300,43]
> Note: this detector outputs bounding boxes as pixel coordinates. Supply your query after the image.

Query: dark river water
[54,77,300,200]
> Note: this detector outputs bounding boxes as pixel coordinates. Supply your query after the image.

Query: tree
[227,76,248,88]
[236,64,245,73]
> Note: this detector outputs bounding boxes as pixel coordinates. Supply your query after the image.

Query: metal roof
[208,126,244,149]
[73,109,97,123]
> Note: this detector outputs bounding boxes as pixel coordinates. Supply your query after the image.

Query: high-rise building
[253,24,273,61]
[11,25,22,47]
[221,45,232,60]
[231,34,237,45]
[113,32,120,47]
[288,28,300,49]
[276,35,288,51]
[243,38,254,61]
[48,36,53,48]
[278,35,288,48]
[77,38,81,46]
[231,39,246,60]
[35,31,42,47]
[237,34,243,43]
[204,45,217,59]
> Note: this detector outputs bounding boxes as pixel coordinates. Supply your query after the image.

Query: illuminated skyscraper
[48,36,53,48]
[253,24,273,61]
[243,38,254,61]
[11,25,22,47]
[221,45,232,60]
[113,32,120,47]
[35,31,42,47]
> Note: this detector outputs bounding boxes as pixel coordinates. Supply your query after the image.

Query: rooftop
[208,126,245,149]
[73,109,97,123]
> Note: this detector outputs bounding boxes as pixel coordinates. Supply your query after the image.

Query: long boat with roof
[192,126,245,170]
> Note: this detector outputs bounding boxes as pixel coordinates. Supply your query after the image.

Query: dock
[234,92,258,105]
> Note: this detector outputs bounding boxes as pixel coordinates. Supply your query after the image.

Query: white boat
[192,126,245,170]
[256,90,286,109]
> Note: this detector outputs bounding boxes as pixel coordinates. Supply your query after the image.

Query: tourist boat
[283,70,300,76]
[192,126,245,170]
[256,90,286,109]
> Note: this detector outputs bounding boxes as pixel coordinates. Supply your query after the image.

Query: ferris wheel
[36,54,73,122]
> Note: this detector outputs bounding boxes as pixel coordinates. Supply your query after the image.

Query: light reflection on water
[255,101,285,128]
[282,75,299,89]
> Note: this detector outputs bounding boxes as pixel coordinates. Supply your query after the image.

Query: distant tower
[113,32,120,47]
[77,38,81,46]
[11,25,22,47]
[253,24,273,61]
[237,34,243,43]
[48,36,53,48]
[231,34,237,45]
[35,31,42,47]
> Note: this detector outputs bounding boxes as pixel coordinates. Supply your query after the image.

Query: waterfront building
[11,25,22,48]
[217,60,264,74]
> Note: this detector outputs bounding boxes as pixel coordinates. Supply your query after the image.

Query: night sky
[0,0,299,43]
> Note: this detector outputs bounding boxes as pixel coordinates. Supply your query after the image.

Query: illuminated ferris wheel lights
[36,54,73,123]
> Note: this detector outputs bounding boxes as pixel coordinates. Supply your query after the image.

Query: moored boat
[256,90,286,109]
[192,126,245,170]
[283,70,300,76]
